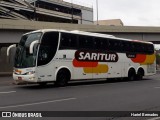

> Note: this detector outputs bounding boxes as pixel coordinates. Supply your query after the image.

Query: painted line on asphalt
[0,97,77,109]
[154,87,160,89]
[148,117,160,120]
[0,91,16,94]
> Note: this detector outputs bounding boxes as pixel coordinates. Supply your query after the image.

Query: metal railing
[64,0,93,8]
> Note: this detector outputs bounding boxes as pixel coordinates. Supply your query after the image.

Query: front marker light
[29,77,35,80]
[26,71,35,75]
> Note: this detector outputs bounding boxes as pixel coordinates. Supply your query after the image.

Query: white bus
[7,29,156,86]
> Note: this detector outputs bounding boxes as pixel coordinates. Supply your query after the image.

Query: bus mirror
[30,40,39,54]
[7,44,16,56]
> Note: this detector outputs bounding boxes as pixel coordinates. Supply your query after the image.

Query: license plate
[18,77,22,80]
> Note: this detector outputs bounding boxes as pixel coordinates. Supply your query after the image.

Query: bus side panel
[56,50,92,80]
[106,63,122,78]
[37,62,57,82]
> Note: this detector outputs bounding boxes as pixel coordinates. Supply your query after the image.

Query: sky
[64,0,160,26]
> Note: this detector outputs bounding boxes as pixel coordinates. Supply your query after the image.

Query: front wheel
[55,70,70,87]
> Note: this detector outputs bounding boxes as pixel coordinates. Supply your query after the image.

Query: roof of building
[1,19,160,33]
[94,19,124,26]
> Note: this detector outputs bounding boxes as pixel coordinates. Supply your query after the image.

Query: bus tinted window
[94,37,108,50]
[59,32,154,54]
[38,32,59,66]
[60,33,77,49]
[146,44,154,54]
[108,39,122,52]
[123,41,130,52]
[133,42,154,54]
[78,35,93,49]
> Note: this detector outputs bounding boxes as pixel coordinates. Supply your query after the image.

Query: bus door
[37,32,59,81]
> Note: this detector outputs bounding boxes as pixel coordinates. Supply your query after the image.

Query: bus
[7,29,156,86]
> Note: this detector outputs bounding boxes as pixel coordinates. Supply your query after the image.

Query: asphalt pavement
[0,73,160,120]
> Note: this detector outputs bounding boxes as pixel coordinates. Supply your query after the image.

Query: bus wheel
[128,69,136,81]
[55,69,70,87]
[137,69,144,80]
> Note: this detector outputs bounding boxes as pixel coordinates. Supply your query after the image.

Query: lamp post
[96,0,99,25]
[71,0,73,23]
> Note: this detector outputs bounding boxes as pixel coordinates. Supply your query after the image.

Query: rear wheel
[128,69,136,81]
[137,69,144,80]
[55,69,70,87]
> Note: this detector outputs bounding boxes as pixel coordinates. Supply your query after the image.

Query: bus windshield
[14,32,42,68]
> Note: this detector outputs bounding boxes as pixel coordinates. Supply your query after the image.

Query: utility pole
[96,0,99,25]
[34,1,36,21]
[71,0,73,23]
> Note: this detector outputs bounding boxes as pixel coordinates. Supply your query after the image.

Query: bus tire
[55,69,70,87]
[128,69,136,81]
[137,68,144,80]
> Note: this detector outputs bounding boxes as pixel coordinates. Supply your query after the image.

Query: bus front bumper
[13,74,38,84]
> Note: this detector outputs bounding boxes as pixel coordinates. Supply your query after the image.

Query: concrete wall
[0,47,12,72]
[0,30,30,73]
[0,30,27,43]
[81,9,93,24]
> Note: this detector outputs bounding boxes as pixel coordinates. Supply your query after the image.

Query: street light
[96,0,99,25]
[71,0,73,23]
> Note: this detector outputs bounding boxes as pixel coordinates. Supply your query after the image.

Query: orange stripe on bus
[141,54,156,65]
[131,54,146,63]
[83,64,109,73]
[73,59,98,67]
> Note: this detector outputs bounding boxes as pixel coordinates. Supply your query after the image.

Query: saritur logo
[75,50,118,62]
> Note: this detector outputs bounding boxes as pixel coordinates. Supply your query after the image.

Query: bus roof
[24,29,153,45]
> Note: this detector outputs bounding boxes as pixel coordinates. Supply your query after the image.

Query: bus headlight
[29,77,36,80]
[26,71,35,75]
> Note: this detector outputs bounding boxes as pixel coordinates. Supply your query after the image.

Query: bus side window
[113,40,121,52]
[60,33,77,49]
[119,41,123,52]
[108,39,116,52]
[60,34,68,48]
[147,44,154,54]
[94,37,109,51]
[101,38,108,50]
[130,42,135,53]
[94,37,102,50]
[135,43,143,53]
[70,34,78,49]
[78,35,93,49]
[38,32,59,66]
[123,41,130,52]
[121,41,131,53]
